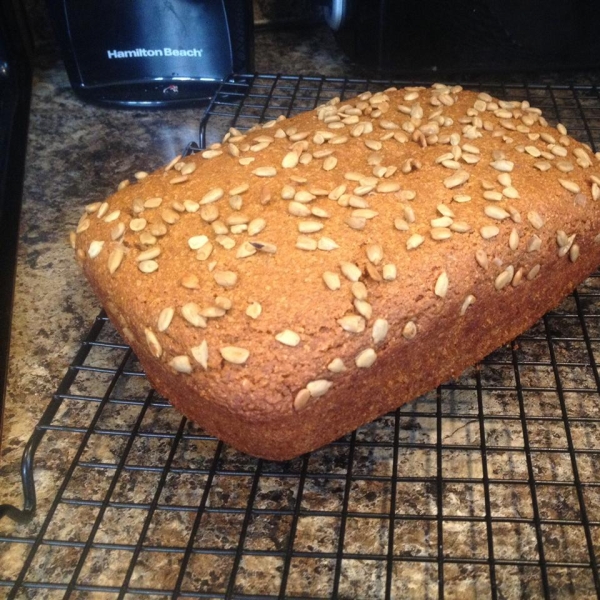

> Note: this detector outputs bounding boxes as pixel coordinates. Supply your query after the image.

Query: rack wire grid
[2,74,600,600]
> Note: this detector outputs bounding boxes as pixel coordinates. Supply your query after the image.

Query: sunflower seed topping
[355,348,377,368]
[490,159,514,172]
[188,235,209,250]
[341,262,362,282]
[495,268,513,290]
[318,237,339,251]
[107,247,124,274]
[592,183,600,201]
[144,328,162,358]
[247,218,266,236]
[443,169,470,189]
[407,234,425,250]
[372,319,389,344]
[252,166,277,177]
[480,225,500,239]
[383,264,397,281]
[138,260,158,274]
[453,194,471,203]
[220,346,249,365]
[570,244,580,262]
[558,179,581,194]
[213,271,238,288]
[296,236,317,251]
[188,341,209,370]
[323,156,338,171]
[402,321,417,340]
[485,205,510,220]
[338,314,366,333]
[250,241,277,254]
[130,218,147,232]
[275,330,301,347]
[307,379,333,397]
[181,303,207,328]
[527,211,545,230]
[236,242,257,259]
[327,358,347,373]
[431,228,452,241]
[88,240,104,259]
[460,295,476,316]
[435,271,449,298]
[136,247,161,262]
[298,221,324,234]
[475,249,489,269]
[244,302,262,320]
[282,152,299,169]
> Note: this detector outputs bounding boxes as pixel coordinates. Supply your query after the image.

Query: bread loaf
[72,84,600,460]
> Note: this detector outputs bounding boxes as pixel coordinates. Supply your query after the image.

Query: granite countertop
[2,19,600,599]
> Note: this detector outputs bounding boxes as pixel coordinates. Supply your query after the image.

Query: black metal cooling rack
[2,74,600,599]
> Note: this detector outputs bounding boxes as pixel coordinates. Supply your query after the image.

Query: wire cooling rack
[2,74,600,599]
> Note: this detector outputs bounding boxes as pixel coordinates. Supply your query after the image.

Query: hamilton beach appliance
[46,0,254,107]
[324,0,600,73]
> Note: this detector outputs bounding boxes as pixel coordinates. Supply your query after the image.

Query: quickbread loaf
[73,84,600,460]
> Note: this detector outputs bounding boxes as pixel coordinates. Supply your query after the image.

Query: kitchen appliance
[0,0,32,452]
[45,0,254,107]
[325,0,600,73]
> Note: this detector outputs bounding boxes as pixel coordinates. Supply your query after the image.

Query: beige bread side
[73,84,600,460]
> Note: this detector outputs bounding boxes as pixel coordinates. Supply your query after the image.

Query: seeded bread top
[73,84,600,417]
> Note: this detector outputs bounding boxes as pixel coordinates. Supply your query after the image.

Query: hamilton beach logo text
[107,48,203,59]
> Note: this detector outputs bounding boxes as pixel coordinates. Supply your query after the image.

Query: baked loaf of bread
[73,84,600,460]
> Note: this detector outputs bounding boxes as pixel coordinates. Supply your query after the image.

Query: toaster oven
[326,0,600,73]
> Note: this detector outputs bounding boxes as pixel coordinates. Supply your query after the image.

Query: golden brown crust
[73,84,600,460]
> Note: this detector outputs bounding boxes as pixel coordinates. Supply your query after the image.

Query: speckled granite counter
[3,22,600,600]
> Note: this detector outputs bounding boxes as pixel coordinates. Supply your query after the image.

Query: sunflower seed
[144,328,162,358]
[431,216,453,228]
[329,184,347,200]
[298,221,324,234]
[338,314,366,333]
[592,182,600,201]
[130,218,147,232]
[527,211,545,230]
[570,243,580,262]
[157,307,175,332]
[252,166,277,178]
[453,194,471,203]
[199,306,226,319]
[247,218,266,237]
[85,240,105,260]
[475,249,489,269]
[289,202,311,217]
[202,150,222,160]
[366,244,383,265]
[402,321,417,340]
[275,329,301,347]
[372,319,389,344]
[485,205,510,221]
[196,242,213,261]
[354,299,372,319]
[351,281,368,301]
[188,341,209,370]
[220,346,249,365]
[327,358,347,373]
[317,237,339,251]
[296,236,317,251]
[509,228,519,251]
[307,379,333,397]
[450,221,471,233]
[106,246,124,274]
[435,271,449,298]
[311,207,330,219]
[188,235,209,250]
[460,295,476,316]
[480,225,500,239]
[322,271,341,291]
[483,191,503,202]
[236,242,257,258]
[394,218,409,232]
[294,388,311,411]
[490,160,514,172]
[282,151,299,169]
[346,217,366,230]
[558,179,580,194]
[250,240,277,254]
[137,259,158,274]
[495,268,513,290]
[295,190,316,203]
[183,200,199,213]
[136,247,161,262]
[407,234,425,250]
[181,303,207,328]
[229,183,249,196]
[340,262,362,282]
[527,264,541,280]
[355,348,376,369]
[431,227,452,241]
[443,170,470,189]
